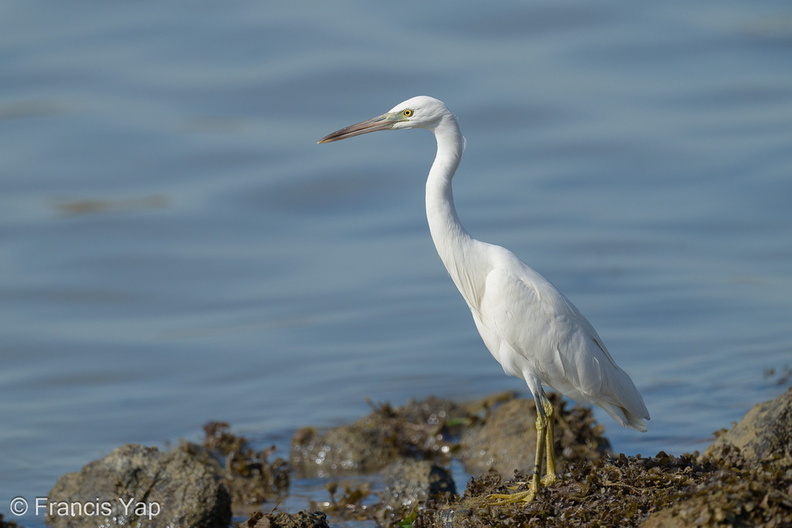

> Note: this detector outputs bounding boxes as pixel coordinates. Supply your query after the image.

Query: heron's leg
[488,395,549,504]
[541,397,558,486]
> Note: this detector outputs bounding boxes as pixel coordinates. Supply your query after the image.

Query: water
[2,1,791,526]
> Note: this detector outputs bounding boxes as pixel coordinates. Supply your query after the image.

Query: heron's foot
[488,479,540,505]
[488,474,559,506]
[488,486,537,505]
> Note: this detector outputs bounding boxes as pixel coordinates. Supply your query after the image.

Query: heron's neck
[425,115,476,287]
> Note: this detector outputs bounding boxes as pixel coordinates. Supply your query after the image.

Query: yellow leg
[541,398,557,486]
[489,394,557,505]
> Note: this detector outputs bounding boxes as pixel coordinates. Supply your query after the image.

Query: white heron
[319,96,649,503]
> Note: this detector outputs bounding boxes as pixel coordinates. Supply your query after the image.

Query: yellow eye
[402,109,413,117]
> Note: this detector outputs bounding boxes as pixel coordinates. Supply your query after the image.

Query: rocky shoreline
[7,386,789,528]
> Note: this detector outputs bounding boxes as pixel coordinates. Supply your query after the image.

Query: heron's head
[318,96,451,143]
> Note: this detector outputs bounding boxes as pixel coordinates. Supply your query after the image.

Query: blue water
[2,1,791,526]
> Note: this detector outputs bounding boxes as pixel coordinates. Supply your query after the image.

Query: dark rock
[641,387,792,528]
[307,460,457,527]
[0,513,20,528]
[309,480,375,522]
[290,396,467,478]
[412,387,792,528]
[189,421,289,505]
[237,510,330,528]
[46,444,231,528]
[418,453,711,528]
[640,445,792,528]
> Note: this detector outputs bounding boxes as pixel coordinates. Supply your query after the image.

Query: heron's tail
[598,400,649,432]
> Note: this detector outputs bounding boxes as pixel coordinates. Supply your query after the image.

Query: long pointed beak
[318,114,394,144]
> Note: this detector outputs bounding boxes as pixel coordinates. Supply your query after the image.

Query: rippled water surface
[2,2,791,526]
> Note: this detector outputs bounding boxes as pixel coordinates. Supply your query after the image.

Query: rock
[290,397,467,478]
[379,459,456,520]
[458,398,537,477]
[703,386,792,466]
[640,494,733,528]
[639,449,792,528]
[190,421,290,504]
[46,444,231,528]
[417,386,792,528]
[290,423,399,477]
[641,388,792,528]
[237,510,330,528]
[0,513,20,528]
[308,460,456,526]
[420,452,710,528]
[458,393,610,478]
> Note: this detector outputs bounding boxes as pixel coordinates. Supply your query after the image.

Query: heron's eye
[402,109,413,117]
